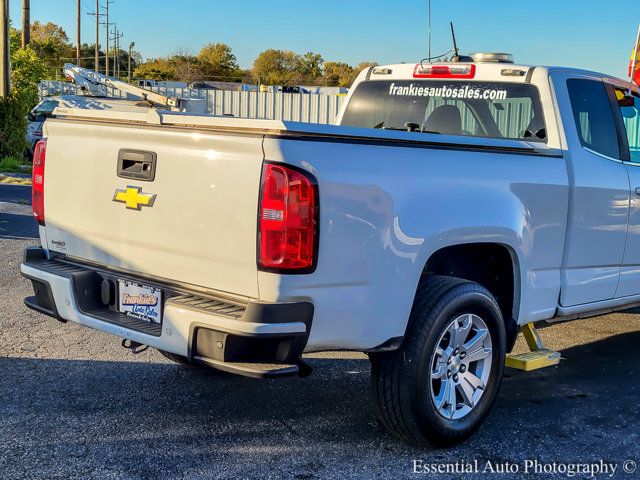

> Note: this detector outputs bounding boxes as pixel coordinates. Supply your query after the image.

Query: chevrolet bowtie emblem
[113,186,156,210]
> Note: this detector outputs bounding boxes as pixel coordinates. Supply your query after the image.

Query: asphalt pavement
[1,183,639,480]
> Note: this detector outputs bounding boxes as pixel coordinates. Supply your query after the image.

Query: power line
[61,55,107,60]
[110,26,123,77]
[102,0,113,75]
[86,1,108,72]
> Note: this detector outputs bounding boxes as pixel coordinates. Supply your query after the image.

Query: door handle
[117,149,157,182]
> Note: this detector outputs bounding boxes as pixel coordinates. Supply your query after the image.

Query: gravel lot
[1,183,639,480]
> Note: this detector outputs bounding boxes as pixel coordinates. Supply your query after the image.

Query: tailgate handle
[117,149,157,182]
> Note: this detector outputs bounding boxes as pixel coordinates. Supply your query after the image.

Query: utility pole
[110,26,116,77]
[115,30,118,77]
[88,3,106,72]
[128,41,135,83]
[21,0,29,48]
[117,32,122,77]
[111,28,123,78]
[94,0,99,72]
[116,32,119,77]
[0,0,8,98]
[104,1,108,75]
[103,0,113,76]
[76,0,81,66]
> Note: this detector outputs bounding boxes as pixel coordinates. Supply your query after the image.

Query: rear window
[340,80,546,142]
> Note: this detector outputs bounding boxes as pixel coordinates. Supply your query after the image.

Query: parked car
[21,56,640,447]
[26,97,60,157]
[259,84,311,94]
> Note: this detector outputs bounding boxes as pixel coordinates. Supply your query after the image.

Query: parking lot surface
[1,183,639,479]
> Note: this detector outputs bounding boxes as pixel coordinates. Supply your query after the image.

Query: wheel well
[425,243,519,350]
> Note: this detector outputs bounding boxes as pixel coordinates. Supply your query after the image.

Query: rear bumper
[20,247,314,378]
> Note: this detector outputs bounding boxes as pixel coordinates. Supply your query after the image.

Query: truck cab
[338,61,640,315]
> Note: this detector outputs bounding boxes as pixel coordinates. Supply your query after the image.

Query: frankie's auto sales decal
[388,82,508,100]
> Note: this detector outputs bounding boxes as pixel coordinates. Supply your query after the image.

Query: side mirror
[615,89,636,108]
[27,112,36,121]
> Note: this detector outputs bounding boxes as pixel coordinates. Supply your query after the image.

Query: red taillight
[258,163,317,272]
[413,63,476,79]
[32,139,46,225]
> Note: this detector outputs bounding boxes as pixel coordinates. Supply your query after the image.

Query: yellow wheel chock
[505,323,561,371]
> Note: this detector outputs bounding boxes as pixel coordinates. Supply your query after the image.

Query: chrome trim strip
[583,146,623,164]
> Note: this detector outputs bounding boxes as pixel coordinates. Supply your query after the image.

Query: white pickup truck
[21,56,640,447]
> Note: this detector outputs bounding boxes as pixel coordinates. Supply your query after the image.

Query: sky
[9,0,640,79]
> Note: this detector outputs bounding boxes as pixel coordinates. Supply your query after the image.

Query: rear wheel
[370,275,506,447]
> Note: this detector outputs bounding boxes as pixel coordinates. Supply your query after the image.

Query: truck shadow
[2,330,640,477]
[0,212,38,239]
[0,184,31,205]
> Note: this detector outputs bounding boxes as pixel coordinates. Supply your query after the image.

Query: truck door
[554,74,630,307]
[611,88,640,297]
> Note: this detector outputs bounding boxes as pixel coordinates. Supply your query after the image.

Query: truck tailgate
[42,119,263,298]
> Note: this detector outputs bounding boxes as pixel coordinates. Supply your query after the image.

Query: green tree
[169,50,205,82]
[79,43,109,73]
[323,61,354,87]
[297,52,324,84]
[198,43,239,80]
[107,47,142,79]
[11,42,47,108]
[252,49,302,85]
[134,51,206,82]
[29,21,74,77]
[0,28,48,158]
[133,58,177,81]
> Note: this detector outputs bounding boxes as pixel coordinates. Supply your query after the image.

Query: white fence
[39,81,346,125]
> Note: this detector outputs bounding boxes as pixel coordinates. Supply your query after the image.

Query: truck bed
[42,105,566,350]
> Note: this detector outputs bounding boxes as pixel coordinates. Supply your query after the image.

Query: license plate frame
[117,279,163,325]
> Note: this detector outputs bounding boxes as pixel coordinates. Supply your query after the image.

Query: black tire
[370,275,506,447]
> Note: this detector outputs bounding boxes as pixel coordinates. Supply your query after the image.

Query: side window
[567,79,620,159]
[615,90,640,163]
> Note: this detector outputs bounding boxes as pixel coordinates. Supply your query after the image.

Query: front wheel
[370,275,506,447]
